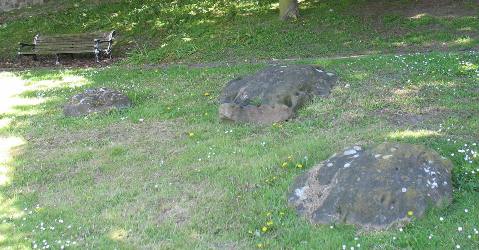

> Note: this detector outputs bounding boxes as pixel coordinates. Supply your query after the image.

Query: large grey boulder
[64,88,131,116]
[219,65,337,124]
[289,143,453,230]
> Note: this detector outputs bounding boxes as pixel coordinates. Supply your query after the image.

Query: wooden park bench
[18,30,116,64]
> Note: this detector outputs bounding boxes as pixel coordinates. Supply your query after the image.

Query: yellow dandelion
[296,163,303,168]
[281,162,288,168]
[288,155,293,161]
[266,220,273,226]
[188,132,194,137]
[257,243,263,248]
[407,210,414,217]
[203,92,210,96]
[261,226,268,232]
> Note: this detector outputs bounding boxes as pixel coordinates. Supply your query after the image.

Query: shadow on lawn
[2,0,478,66]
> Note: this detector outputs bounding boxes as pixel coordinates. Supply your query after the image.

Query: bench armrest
[94,39,112,43]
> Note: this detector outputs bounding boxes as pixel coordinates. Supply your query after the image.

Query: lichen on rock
[288,143,453,230]
[63,87,131,117]
[219,65,337,124]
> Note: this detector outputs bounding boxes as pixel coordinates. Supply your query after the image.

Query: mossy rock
[63,88,131,117]
[289,143,453,230]
[219,65,337,124]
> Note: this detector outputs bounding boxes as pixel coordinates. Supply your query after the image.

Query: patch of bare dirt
[355,0,479,53]
[0,55,120,70]
[26,119,181,151]
[359,0,478,19]
[373,106,447,126]
[157,199,190,226]
[156,181,226,227]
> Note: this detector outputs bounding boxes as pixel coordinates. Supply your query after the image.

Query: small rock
[63,88,131,116]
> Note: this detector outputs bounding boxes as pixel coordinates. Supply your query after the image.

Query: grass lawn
[1,0,479,249]
[0,51,478,249]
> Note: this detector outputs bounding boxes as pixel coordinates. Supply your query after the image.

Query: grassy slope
[0,0,479,249]
[0,0,478,64]
[0,51,478,249]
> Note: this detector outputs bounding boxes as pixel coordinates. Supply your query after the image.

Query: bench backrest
[31,30,115,54]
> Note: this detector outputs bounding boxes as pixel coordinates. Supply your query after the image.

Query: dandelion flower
[261,226,268,232]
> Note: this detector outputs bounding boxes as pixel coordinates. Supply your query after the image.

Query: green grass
[0,0,478,249]
[0,0,478,64]
[0,51,478,249]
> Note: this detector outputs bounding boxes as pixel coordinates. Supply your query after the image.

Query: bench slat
[36,42,96,45]
[35,44,95,48]
[38,32,111,38]
[36,39,97,42]
[20,50,95,55]
[37,39,102,42]
[34,46,97,50]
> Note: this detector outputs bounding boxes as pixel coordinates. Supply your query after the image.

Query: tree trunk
[279,0,299,20]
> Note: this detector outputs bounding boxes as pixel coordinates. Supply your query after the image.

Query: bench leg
[95,50,100,63]
[55,54,60,65]
[33,54,38,61]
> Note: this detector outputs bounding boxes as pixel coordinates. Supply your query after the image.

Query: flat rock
[289,143,453,230]
[219,65,337,124]
[64,87,131,116]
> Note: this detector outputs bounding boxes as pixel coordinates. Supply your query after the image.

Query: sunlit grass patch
[388,130,441,140]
